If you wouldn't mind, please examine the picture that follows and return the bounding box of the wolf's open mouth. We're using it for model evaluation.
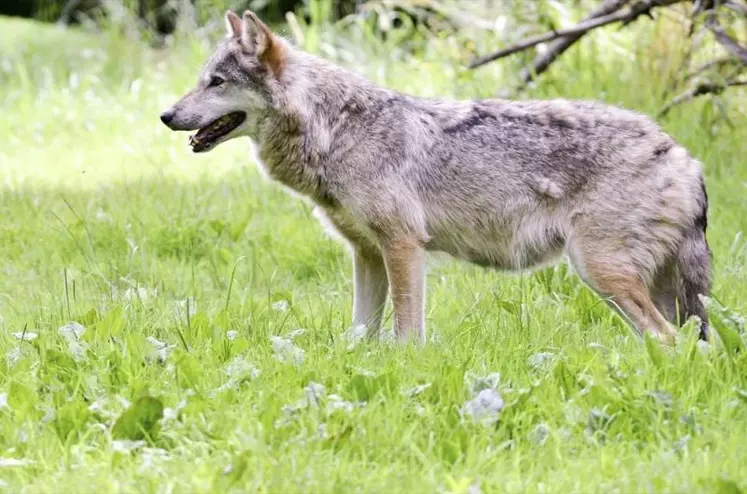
[189,112,246,152]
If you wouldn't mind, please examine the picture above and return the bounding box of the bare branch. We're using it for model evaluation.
[684,57,744,81]
[518,0,632,86]
[724,1,747,16]
[658,78,747,116]
[469,0,684,70]
[705,10,747,64]
[58,0,82,24]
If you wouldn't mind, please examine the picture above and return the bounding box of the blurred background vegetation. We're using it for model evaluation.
[2,0,743,117]
[3,0,360,30]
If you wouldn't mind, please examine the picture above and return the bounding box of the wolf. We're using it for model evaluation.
[160,10,712,345]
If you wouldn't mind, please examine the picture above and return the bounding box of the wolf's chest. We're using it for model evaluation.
[313,206,379,250]
[255,146,338,208]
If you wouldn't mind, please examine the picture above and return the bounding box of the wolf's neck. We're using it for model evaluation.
[255,52,390,204]
[285,51,389,128]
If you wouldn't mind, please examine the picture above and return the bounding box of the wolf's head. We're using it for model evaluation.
[160,10,286,153]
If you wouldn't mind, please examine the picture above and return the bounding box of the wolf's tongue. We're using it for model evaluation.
[189,126,215,148]
[188,113,246,152]
[194,125,215,141]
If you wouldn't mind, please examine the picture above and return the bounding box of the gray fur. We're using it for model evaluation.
[161,11,712,344]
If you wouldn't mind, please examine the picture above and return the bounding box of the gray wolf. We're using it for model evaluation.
[160,10,711,344]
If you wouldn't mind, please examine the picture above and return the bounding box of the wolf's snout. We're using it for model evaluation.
[160,108,176,127]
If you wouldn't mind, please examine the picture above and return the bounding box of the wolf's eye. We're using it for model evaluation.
[209,76,225,88]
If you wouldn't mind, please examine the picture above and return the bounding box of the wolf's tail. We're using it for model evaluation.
[675,176,712,340]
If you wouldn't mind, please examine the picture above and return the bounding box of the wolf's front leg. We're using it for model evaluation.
[381,238,426,344]
[352,249,389,339]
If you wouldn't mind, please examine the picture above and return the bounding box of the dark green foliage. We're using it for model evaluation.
[0,0,359,24]
[112,396,165,441]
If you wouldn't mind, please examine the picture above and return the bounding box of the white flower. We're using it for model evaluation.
[225,356,260,380]
[316,423,330,440]
[696,340,711,355]
[468,482,483,494]
[58,322,86,340]
[112,440,146,454]
[343,324,367,350]
[123,286,155,302]
[212,356,261,396]
[146,336,176,363]
[11,332,37,341]
[0,458,33,467]
[162,395,190,422]
[286,328,306,339]
[58,322,88,361]
[402,383,432,397]
[529,423,551,446]
[326,394,360,415]
[138,447,169,474]
[88,395,131,422]
[41,407,56,423]
[461,388,504,426]
[270,336,304,365]
[304,382,326,408]
[6,347,22,367]
[527,352,555,371]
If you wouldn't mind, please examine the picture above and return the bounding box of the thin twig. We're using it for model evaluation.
[684,56,742,80]
[724,1,747,16]
[705,10,747,64]
[469,0,683,69]
[57,0,82,25]
[518,0,632,86]
[658,78,747,116]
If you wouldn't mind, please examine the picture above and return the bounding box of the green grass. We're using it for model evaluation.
[1,12,747,493]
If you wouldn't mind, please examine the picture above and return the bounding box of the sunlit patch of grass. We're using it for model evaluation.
[0,10,746,493]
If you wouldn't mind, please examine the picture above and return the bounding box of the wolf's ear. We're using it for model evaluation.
[240,11,272,55]
[225,11,242,38]
[241,10,285,74]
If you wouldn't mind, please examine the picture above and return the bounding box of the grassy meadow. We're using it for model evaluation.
[0,6,746,493]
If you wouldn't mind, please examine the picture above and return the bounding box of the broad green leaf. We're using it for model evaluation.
[208,219,226,236]
[175,351,201,388]
[713,321,745,356]
[645,333,669,368]
[112,396,164,441]
[8,381,36,413]
[53,400,90,441]
[713,478,743,494]
[95,305,125,339]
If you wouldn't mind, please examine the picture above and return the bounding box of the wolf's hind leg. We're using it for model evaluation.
[673,227,711,340]
[650,229,712,340]
[651,261,680,324]
[568,242,677,344]
[352,249,389,339]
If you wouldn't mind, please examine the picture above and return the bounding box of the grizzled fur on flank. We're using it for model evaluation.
[161,10,712,344]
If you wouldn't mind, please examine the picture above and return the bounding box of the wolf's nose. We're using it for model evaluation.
[160,109,175,126]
